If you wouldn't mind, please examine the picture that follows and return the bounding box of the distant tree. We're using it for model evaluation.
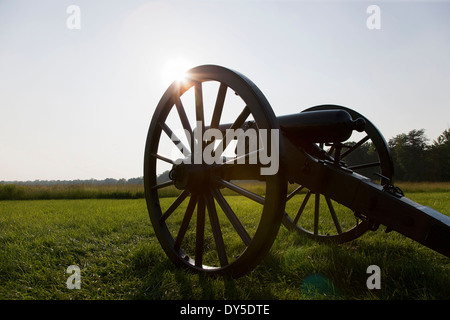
[157,170,171,183]
[388,129,429,181]
[103,178,118,185]
[429,129,450,181]
[127,177,143,185]
[343,141,380,179]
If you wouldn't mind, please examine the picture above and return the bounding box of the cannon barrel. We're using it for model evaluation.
[277,110,366,143]
[205,109,366,143]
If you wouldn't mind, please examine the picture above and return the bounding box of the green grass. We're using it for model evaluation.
[396,181,450,193]
[0,185,449,300]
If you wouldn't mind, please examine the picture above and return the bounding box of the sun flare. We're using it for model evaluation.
[161,57,193,86]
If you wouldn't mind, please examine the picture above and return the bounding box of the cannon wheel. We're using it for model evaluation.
[282,105,394,243]
[144,65,287,278]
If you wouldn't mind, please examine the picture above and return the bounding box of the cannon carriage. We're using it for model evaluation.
[144,65,449,278]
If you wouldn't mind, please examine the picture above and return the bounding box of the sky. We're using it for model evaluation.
[0,0,449,181]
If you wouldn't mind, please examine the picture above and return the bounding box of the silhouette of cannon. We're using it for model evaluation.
[144,65,449,278]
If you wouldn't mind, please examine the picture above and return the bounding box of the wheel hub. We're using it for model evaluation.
[169,163,211,192]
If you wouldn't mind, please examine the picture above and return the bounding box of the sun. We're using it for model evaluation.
[161,57,193,86]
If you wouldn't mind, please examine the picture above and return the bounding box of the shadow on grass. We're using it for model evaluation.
[278,232,450,299]
[127,232,450,300]
[128,243,243,300]
[348,238,450,299]
[252,230,450,300]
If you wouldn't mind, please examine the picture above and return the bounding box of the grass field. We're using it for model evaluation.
[0,183,449,300]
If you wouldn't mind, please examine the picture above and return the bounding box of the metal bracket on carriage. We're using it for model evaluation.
[354,211,380,232]
[374,173,405,198]
[384,184,405,198]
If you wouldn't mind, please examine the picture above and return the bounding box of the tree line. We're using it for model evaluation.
[388,128,449,182]
[0,177,144,186]
[333,128,449,183]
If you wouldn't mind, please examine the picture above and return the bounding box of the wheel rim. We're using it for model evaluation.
[283,104,394,243]
[144,65,286,277]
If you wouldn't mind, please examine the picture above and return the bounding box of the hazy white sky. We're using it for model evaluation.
[1,0,449,181]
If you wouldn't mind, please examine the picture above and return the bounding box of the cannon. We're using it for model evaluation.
[144,65,450,278]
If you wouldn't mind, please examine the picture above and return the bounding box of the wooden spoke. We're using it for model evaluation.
[194,81,205,164]
[341,135,370,159]
[293,191,312,225]
[151,180,174,190]
[159,190,190,224]
[214,106,251,157]
[230,106,251,130]
[327,146,335,158]
[159,121,190,156]
[314,193,320,235]
[219,148,261,166]
[210,83,227,129]
[325,197,342,234]
[212,188,251,246]
[175,94,193,150]
[205,193,228,267]
[195,196,206,268]
[348,162,381,171]
[287,185,304,202]
[195,81,205,131]
[215,178,265,205]
[152,153,175,165]
[174,194,198,251]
